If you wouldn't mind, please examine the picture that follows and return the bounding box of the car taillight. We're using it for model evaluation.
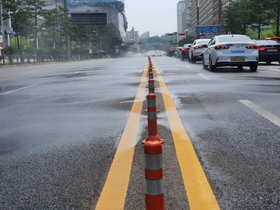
[194,46,203,49]
[183,49,189,52]
[215,45,229,50]
[258,47,265,51]
[246,45,258,49]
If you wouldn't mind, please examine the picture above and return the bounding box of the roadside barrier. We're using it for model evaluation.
[148,79,155,93]
[144,140,164,210]
[143,93,164,143]
[149,72,153,79]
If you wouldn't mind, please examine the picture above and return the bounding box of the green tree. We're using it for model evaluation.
[248,0,273,39]
[267,0,280,36]
[42,6,72,50]
[3,0,32,50]
[24,0,48,48]
[221,0,251,34]
[221,1,244,34]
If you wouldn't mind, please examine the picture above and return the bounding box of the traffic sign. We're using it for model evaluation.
[196,26,219,33]
[173,32,177,35]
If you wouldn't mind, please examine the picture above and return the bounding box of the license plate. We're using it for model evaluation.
[231,57,245,61]
[267,49,277,52]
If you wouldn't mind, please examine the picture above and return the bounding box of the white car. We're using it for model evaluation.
[189,39,211,63]
[202,35,259,72]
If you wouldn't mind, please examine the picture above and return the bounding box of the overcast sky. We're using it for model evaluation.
[125,0,179,37]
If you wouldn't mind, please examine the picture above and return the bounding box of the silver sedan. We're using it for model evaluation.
[202,35,259,72]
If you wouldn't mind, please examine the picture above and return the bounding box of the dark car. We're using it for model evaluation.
[254,39,280,64]
[180,43,192,61]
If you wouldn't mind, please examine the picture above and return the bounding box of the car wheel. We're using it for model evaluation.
[188,55,192,63]
[191,54,196,63]
[202,57,208,70]
[250,64,258,72]
[209,57,216,71]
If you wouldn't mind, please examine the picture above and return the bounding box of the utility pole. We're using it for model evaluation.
[64,0,69,60]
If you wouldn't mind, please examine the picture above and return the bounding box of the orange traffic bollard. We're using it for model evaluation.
[143,94,163,143]
[144,140,164,210]
[148,79,155,93]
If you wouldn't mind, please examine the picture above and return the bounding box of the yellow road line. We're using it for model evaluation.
[154,62,220,210]
[94,62,148,210]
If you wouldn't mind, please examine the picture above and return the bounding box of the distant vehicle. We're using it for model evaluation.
[189,39,210,63]
[254,39,280,64]
[127,52,134,57]
[180,43,192,61]
[175,47,182,58]
[168,42,179,57]
[202,34,259,72]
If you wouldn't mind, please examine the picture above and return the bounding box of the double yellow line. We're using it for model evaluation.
[95,61,220,210]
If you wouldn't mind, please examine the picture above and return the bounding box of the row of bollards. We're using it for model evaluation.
[144,56,164,210]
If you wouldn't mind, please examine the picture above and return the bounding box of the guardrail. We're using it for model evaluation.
[0,54,100,65]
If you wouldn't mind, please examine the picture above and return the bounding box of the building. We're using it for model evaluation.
[126,27,139,43]
[45,0,128,40]
[187,0,231,37]
[177,1,185,41]
[199,0,212,26]
[181,0,192,36]
[140,32,150,39]
[190,0,199,35]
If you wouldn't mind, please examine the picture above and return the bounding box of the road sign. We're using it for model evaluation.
[196,26,219,33]
[173,32,177,35]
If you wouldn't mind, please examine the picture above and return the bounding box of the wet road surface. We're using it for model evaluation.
[0,57,280,209]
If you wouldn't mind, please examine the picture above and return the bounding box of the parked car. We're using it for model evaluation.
[189,39,211,63]
[180,43,192,61]
[254,39,280,64]
[202,34,259,72]
[175,47,182,58]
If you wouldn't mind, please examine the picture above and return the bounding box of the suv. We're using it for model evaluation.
[254,39,280,64]
[189,39,210,63]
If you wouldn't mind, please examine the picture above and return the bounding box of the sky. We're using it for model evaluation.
[125,0,179,37]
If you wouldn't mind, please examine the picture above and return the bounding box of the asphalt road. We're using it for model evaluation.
[0,56,280,209]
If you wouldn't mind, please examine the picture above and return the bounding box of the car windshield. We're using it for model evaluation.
[218,35,252,43]
[197,40,210,45]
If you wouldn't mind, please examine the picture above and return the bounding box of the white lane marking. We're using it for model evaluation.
[198,73,211,80]
[0,85,36,95]
[240,100,280,127]
[270,69,280,72]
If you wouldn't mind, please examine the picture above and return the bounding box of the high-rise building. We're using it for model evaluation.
[177,1,185,41]
[186,0,232,36]
[181,0,192,36]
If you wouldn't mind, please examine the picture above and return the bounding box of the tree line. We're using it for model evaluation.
[2,0,122,57]
[221,0,280,39]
